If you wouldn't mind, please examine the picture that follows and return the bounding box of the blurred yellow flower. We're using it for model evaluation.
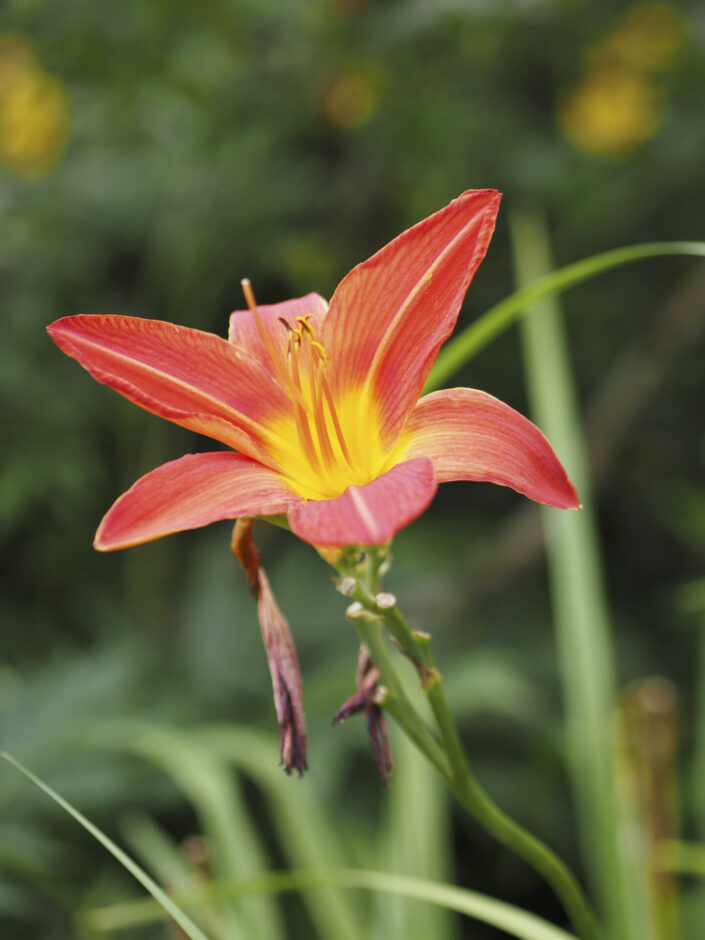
[0,34,69,178]
[558,63,662,159]
[557,3,686,159]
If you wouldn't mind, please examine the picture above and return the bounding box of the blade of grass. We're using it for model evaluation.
[509,208,646,940]
[426,241,705,391]
[119,810,231,940]
[0,750,209,940]
[88,720,368,940]
[81,867,579,940]
[125,726,285,940]
[200,724,368,940]
[120,810,199,892]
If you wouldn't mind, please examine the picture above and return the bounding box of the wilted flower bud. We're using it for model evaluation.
[231,518,307,774]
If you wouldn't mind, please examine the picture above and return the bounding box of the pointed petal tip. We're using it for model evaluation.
[93,526,143,552]
[46,315,75,344]
[91,452,297,552]
[405,389,582,511]
[322,187,504,443]
[456,187,502,214]
[461,187,502,202]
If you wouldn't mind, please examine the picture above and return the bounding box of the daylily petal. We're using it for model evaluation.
[228,293,328,358]
[404,388,580,509]
[95,452,300,550]
[47,315,290,463]
[321,189,501,446]
[288,457,436,547]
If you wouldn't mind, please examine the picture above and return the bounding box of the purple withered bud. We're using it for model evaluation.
[333,644,392,785]
[231,518,307,774]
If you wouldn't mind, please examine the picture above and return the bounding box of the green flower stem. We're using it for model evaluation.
[337,555,601,940]
[351,615,449,778]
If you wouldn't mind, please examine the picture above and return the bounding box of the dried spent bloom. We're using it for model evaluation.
[333,644,392,785]
[47,190,578,550]
[231,517,307,774]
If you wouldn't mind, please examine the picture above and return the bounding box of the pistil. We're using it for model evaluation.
[238,285,359,493]
[240,278,307,411]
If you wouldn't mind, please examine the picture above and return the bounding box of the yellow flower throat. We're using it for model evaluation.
[240,281,406,501]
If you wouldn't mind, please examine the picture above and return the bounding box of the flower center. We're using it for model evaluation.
[240,280,404,500]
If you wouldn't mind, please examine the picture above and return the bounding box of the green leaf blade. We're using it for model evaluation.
[1,750,209,940]
[427,241,705,391]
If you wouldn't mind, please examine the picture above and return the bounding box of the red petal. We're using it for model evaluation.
[228,293,328,359]
[95,452,299,550]
[321,190,501,445]
[48,316,290,463]
[404,389,580,509]
[288,457,436,547]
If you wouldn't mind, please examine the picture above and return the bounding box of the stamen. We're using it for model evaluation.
[288,336,322,471]
[308,352,337,469]
[238,292,357,486]
[320,369,353,466]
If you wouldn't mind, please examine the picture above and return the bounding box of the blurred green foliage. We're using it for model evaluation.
[1,0,704,937]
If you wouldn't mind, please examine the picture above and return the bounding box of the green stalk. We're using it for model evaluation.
[509,207,644,940]
[351,615,449,779]
[338,558,601,940]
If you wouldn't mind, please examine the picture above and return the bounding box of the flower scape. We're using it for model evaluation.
[48,189,578,552]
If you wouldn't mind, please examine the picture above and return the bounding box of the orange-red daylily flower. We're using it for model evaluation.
[48,190,578,550]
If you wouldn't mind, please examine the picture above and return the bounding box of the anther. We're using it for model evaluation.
[310,340,327,364]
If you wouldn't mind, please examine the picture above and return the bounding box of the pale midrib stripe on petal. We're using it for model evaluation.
[361,214,484,396]
[65,331,289,441]
[348,484,382,542]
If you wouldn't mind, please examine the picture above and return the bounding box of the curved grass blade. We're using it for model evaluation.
[82,867,579,940]
[127,726,284,940]
[198,724,368,940]
[86,721,367,940]
[119,811,232,940]
[0,750,209,940]
[426,241,705,391]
